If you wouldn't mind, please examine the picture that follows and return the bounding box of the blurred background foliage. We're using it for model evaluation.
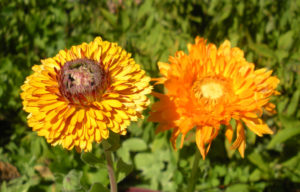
[0,0,300,191]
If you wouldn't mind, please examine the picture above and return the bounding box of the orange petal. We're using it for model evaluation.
[195,127,206,159]
[195,126,215,160]
[242,117,273,136]
[231,120,246,158]
[225,124,233,143]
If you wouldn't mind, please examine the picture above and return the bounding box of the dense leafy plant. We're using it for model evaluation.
[1,0,300,191]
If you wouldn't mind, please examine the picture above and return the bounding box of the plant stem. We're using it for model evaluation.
[187,149,201,192]
[104,144,117,192]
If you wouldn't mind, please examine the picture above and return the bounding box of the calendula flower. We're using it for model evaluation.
[21,37,151,152]
[149,37,279,159]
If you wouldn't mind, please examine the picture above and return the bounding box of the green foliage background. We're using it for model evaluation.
[1,0,300,191]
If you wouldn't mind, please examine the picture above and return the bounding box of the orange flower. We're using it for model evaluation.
[149,37,279,159]
[21,37,151,152]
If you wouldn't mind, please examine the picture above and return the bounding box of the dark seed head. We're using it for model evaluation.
[59,59,105,103]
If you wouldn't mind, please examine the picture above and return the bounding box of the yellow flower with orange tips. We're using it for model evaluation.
[149,37,279,159]
[21,37,151,152]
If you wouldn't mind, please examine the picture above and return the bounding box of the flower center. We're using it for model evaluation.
[59,59,105,103]
[201,82,223,99]
[193,79,224,100]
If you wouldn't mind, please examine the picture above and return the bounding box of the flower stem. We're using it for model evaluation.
[187,149,201,192]
[104,144,117,192]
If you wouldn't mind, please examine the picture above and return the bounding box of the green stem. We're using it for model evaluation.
[104,143,117,192]
[187,149,201,192]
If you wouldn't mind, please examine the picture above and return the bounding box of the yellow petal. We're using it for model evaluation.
[70,111,79,126]
[95,129,102,142]
[77,109,85,123]
[102,100,123,108]
[63,135,73,148]
[94,110,104,120]
[80,140,87,150]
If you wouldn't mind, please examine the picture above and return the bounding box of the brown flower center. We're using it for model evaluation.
[59,59,105,103]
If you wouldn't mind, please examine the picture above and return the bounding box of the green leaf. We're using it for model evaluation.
[116,158,133,183]
[30,136,41,157]
[143,14,154,31]
[247,152,268,172]
[137,0,152,20]
[224,139,235,158]
[286,90,300,116]
[63,170,83,192]
[276,49,289,62]
[249,169,262,182]
[213,3,232,23]
[116,138,148,164]
[116,147,130,164]
[249,43,275,58]
[267,118,300,149]
[278,31,293,50]
[104,131,121,151]
[100,8,117,27]
[0,58,12,73]
[246,128,256,144]
[122,138,147,152]
[277,97,289,113]
[134,153,155,170]
[81,152,105,168]
[88,183,109,192]
[282,152,300,168]
[121,10,130,31]
[225,184,249,192]
[1,181,7,192]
